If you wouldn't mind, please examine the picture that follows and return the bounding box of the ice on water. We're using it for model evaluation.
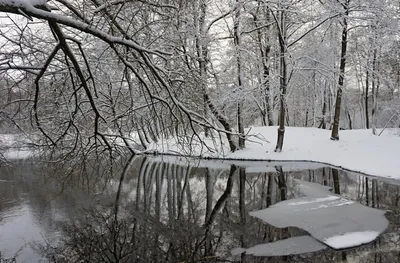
[250,180,388,250]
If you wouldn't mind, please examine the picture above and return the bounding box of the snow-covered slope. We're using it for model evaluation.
[149,126,400,179]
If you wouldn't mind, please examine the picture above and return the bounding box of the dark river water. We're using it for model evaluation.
[0,156,400,262]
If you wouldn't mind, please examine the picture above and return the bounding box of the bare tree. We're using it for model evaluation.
[331,0,350,140]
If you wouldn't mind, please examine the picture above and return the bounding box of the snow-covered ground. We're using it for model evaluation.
[149,126,400,179]
[2,126,399,179]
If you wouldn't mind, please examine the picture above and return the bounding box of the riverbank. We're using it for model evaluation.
[148,126,400,179]
[1,127,399,179]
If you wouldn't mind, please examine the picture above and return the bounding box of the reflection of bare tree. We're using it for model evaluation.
[239,167,246,261]
[366,177,370,206]
[332,168,341,194]
[322,167,328,186]
[372,179,376,208]
[276,166,286,201]
[202,165,237,258]
[27,160,400,263]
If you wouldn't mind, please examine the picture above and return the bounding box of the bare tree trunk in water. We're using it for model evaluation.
[365,68,370,128]
[261,173,266,208]
[133,157,148,248]
[177,166,190,220]
[172,165,177,220]
[154,162,164,257]
[144,161,157,214]
[331,1,349,140]
[276,166,289,241]
[322,167,328,186]
[332,168,341,194]
[167,163,174,224]
[266,173,273,207]
[114,155,136,218]
[186,177,194,220]
[199,165,237,257]
[366,177,369,206]
[203,166,237,228]
[372,179,376,208]
[205,168,214,256]
[239,167,246,261]
[155,163,164,221]
[375,180,379,208]
[137,158,149,212]
[342,252,347,261]
[275,8,287,152]
[276,166,286,201]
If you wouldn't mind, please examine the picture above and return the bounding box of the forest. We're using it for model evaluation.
[2,1,400,261]
[0,0,399,158]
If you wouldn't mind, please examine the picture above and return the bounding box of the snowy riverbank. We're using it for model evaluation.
[1,127,399,179]
[149,126,400,179]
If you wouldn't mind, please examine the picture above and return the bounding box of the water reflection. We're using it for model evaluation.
[0,157,400,262]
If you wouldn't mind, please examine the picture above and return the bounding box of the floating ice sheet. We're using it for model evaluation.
[232,236,327,257]
[250,180,389,249]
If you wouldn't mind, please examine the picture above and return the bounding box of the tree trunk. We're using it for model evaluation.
[204,93,237,152]
[255,5,274,126]
[196,0,209,137]
[365,68,370,128]
[275,8,287,152]
[347,110,353,130]
[234,0,245,149]
[331,1,349,140]
[319,88,327,129]
[372,46,379,135]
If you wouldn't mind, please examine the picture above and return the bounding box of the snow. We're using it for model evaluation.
[287,196,339,206]
[3,149,33,159]
[232,236,327,257]
[150,155,328,173]
[249,180,389,249]
[0,134,29,148]
[0,0,46,7]
[0,134,34,160]
[149,126,400,179]
[324,231,381,249]
[2,126,400,180]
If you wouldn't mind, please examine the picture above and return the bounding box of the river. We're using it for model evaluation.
[0,156,399,262]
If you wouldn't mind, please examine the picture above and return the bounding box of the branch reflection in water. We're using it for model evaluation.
[1,156,399,262]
